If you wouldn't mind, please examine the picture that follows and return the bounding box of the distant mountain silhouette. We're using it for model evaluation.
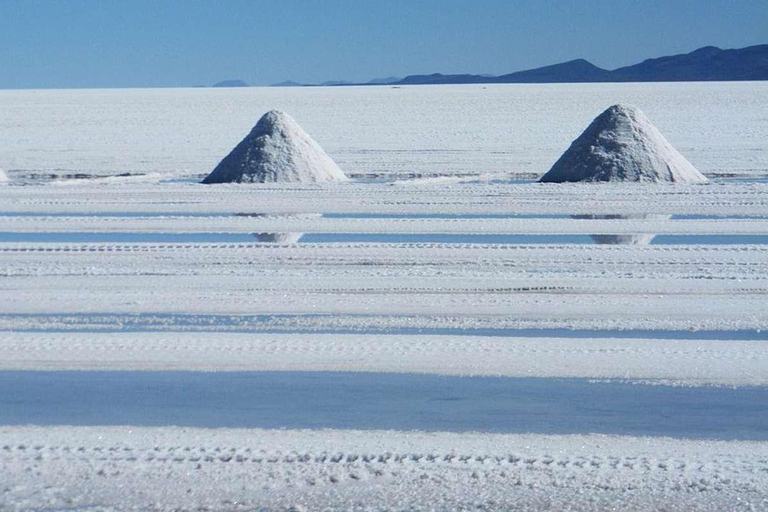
[264,45,767,87]
[494,59,612,83]
[397,73,487,85]
[271,77,402,87]
[391,45,768,85]
[271,80,304,87]
[213,79,248,87]
[366,76,401,85]
[610,45,768,81]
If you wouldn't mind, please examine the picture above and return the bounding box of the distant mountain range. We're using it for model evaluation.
[212,79,248,88]
[270,80,303,87]
[268,44,768,87]
[269,76,404,87]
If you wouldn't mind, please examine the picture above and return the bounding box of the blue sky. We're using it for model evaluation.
[1,0,766,88]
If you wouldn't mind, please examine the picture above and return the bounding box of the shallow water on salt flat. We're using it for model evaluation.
[2,313,764,340]
[1,371,766,439]
[2,85,768,459]
[3,231,768,245]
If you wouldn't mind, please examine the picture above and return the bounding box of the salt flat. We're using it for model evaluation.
[1,82,767,180]
[2,427,767,511]
[1,83,767,510]
[5,213,768,234]
[1,333,767,386]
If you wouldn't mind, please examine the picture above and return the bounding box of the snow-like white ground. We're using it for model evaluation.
[1,84,768,510]
[3,181,768,215]
[2,427,767,511]
[2,332,767,386]
[5,214,768,234]
[1,83,767,180]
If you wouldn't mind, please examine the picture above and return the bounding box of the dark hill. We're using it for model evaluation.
[494,59,611,83]
[213,79,248,88]
[398,73,488,85]
[611,45,768,81]
[389,45,768,85]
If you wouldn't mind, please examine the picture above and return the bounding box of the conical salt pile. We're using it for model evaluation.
[540,104,707,183]
[202,110,347,184]
[0,168,7,183]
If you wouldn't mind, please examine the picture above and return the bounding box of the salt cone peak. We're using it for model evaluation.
[540,103,708,184]
[202,110,348,184]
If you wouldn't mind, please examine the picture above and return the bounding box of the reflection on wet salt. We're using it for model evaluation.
[236,213,316,244]
[573,214,671,245]
[253,232,304,244]
[4,232,768,245]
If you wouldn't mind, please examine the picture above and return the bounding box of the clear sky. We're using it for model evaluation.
[1,0,766,88]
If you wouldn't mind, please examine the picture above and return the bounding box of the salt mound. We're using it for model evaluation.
[540,104,708,183]
[202,110,347,184]
[0,168,7,183]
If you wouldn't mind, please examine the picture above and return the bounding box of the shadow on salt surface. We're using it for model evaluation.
[1,372,766,440]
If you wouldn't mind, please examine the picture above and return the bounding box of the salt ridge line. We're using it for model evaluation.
[4,241,766,278]
[3,280,767,329]
[6,188,761,204]
[3,215,768,234]
[3,183,768,215]
[1,241,765,268]
[1,242,765,261]
[3,259,768,289]
[5,266,767,281]
[2,181,760,193]
[4,274,766,295]
[0,332,765,386]
[4,255,766,294]
[2,201,765,216]
[1,427,766,511]
[5,271,767,292]
[3,271,766,290]
[1,312,762,334]
[4,241,767,253]
[4,181,762,196]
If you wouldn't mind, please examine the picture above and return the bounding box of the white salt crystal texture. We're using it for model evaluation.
[203,110,347,184]
[540,104,708,183]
